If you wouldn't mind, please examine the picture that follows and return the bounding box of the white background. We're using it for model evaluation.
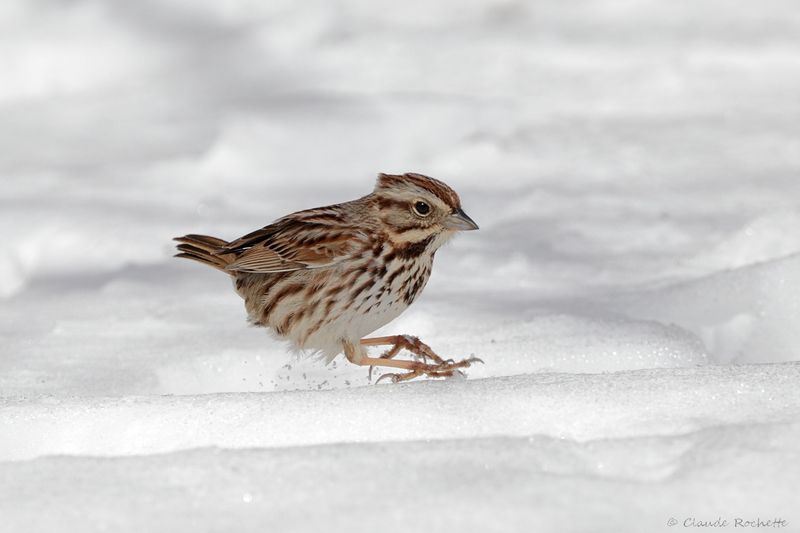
[1,0,799,531]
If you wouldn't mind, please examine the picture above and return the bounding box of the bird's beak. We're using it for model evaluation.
[444,207,479,231]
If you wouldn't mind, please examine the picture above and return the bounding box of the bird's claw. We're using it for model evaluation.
[372,356,481,384]
[375,372,398,384]
[376,370,422,384]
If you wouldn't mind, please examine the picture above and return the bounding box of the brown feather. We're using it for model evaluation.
[221,216,367,274]
[173,235,235,273]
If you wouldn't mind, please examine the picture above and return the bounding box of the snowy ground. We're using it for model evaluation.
[2,0,800,531]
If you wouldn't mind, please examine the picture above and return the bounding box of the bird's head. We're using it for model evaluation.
[372,172,478,248]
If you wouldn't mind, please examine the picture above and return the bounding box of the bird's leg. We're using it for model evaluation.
[351,337,482,383]
[360,335,446,381]
[360,335,446,364]
[361,337,402,381]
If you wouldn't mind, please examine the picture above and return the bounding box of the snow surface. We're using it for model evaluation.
[2,0,800,531]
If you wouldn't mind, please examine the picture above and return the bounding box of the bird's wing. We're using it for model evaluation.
[221,216,366,274]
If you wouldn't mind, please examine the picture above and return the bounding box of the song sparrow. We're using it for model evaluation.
[174,172,481,382]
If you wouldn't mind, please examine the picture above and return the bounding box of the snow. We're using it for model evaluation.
[2,0,800,531]
[2,421,799,533]
[2,364,799,461]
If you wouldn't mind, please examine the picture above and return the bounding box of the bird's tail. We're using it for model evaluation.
[173,234,235,273]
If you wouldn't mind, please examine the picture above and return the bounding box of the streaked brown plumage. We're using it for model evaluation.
[174,172,480,382]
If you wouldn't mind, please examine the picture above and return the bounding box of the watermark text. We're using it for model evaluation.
[666,517,788,529]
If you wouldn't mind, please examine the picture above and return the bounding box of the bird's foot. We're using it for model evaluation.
[355,335,483,384]
[365,335,446,380]
[374,356,483,384]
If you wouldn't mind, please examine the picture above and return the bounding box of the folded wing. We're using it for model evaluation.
[221,216,365,274]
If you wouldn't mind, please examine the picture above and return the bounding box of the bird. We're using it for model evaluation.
[174,172,481,382]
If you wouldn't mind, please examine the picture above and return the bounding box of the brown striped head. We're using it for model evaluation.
[372,172,478,249]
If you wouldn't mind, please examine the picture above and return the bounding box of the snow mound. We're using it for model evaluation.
[690,209,800,272]
[619,254,800,364]
[415,312,708,378]
[1,412,798,532]
[1,363,797,461]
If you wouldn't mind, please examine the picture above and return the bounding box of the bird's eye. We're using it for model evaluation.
[413,201,431,217]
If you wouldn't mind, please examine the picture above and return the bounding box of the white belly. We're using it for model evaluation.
[297,254,433,361]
